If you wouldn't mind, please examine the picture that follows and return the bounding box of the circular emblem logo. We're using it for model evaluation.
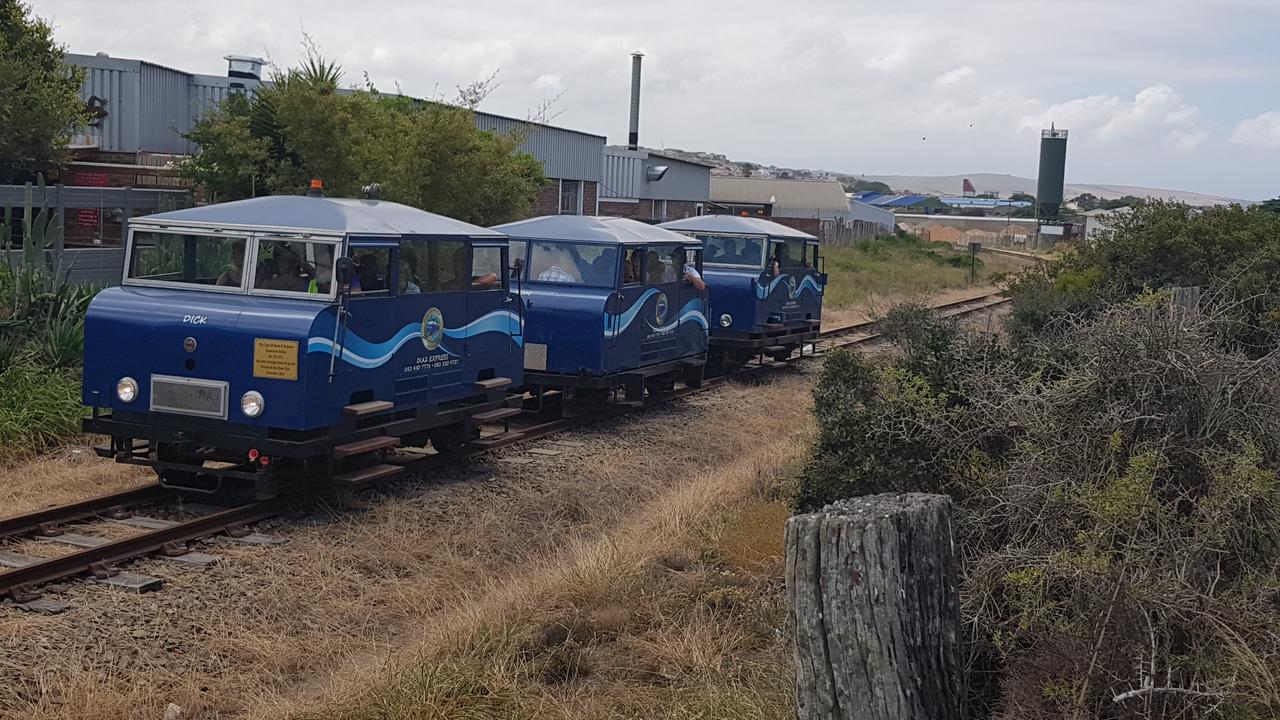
[654,292,670,326]
[421,307,444,350]
[784,274,798,297]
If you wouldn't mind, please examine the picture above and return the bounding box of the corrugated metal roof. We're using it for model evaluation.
[133,196,504,237]
[658,215,816,240]
[709,178,849,214]
[492,215,697,246]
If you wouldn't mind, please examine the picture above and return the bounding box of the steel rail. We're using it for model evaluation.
[0,291,1010,599]
[0,484,173,540]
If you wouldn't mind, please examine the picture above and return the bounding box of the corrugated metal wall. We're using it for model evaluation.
[475,114,604,182]
[601,150,709,202]
[139,63,193,154]
[601,152,640,198]
[647,159,709,202]
[76,56,140,153]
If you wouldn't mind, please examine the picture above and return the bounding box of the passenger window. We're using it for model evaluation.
[623,248,644,285]
[471,246,503,290]
[128,231,249,287]
[643,244,683,284]
[350,247,391,294]
[400,239,468,293]
[508,240,527,278]
[251,239,338,295]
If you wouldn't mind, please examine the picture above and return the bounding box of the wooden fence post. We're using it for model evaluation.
[785,492,962,720]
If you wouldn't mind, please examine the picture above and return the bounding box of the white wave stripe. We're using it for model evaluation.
[308,334,421,369]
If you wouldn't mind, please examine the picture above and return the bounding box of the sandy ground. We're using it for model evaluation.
[0,373,817,720]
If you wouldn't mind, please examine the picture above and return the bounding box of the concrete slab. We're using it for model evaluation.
[43,533,108,549]
[161,551,219,569]
[230,532,284,547]
[498,457,534,465]
[114,516,179,530]
[15,598,69,614]
[95,571,162,593]
[526,448,562,457]
[0,550,39,568]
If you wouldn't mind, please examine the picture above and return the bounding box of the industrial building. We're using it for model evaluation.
[59,52,607,241]
[708,177,853,236]
[598,146,713,221]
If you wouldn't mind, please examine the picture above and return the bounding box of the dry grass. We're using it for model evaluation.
[0,444,150,515]
[1,374,814,720]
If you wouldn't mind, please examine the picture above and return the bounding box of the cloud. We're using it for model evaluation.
[1017,85,1207,151]
[934,66,975,86]
[1230,111,1280,149]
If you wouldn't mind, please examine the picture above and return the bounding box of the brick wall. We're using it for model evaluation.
[598,198,702,222]
[583,181,598,215]
[763,215,822,236]
[532,181,560,217]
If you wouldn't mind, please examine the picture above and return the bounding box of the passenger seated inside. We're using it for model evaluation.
[260,241,314,292]
[352,252,384,292]
[591,254,614,285]
[531,242,582,283]
[645,250,668,284]
[623,249,643,284]
[399,252,421,293]
[454,245,500,288]
[216,240,246,287]
[307,244,336,294]
[670,246,706,291]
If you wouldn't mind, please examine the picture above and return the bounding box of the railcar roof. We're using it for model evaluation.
[658,215,817,240]
[131,195,505,238]
[492,215,699,246]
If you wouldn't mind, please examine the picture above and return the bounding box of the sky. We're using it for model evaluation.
[32,0,1280,200]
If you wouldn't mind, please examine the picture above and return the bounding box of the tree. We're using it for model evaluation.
[1070,192,1099,211]
[845,178,892,194]
[0,1,87,184]
[181,48,545,224]
[1261,197,1280,214]
[1009,191,1035,203]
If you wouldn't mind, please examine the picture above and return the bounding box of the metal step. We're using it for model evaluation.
[470,431,525,449]
[473,377,512,392]
[333,435,401,458]
[471,407,522,424]
[342,400,394,416]
[332,463,405,489]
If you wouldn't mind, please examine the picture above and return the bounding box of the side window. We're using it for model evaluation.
[471,246,503,290]
[400,239,468,293]
[643,245,683,284]
[350,247,391,294]
[508,240,527,278]
[623,247,644,285]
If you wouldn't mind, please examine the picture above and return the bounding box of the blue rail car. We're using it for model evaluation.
[82,193,524,497]
[491,216,709,404]
[659,215,825,364]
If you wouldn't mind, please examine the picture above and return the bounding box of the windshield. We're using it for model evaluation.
[249,239,340,297]
[127,230,250,288]
[771,239,810,269]
[700,234,766,268]
[525,241,619,287]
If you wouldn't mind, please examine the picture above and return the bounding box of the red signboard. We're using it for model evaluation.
[69,171,110,187]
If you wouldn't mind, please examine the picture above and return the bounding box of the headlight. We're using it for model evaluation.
[719,313,733,328]
[116,377,138,403]
[241,391,265,418]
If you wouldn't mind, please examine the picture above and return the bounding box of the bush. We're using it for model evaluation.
[0,356,83,455]
[799,300,1280,718]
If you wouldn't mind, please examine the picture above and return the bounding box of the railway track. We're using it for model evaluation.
[0,290,1009,609]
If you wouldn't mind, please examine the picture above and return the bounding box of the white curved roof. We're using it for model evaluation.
[131,195,505,238]
[492,215,698,245]
[658,214,816,240]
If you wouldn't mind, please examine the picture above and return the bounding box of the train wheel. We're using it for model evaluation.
[769,346,795,361]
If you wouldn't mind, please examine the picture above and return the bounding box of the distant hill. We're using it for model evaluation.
[856,173,1246,206]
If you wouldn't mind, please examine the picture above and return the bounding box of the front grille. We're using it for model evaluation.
[150,375,229,420]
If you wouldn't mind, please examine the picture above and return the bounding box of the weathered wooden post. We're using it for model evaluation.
[785,492,962,720]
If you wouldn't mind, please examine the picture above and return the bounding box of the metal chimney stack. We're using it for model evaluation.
[628,51,643,150]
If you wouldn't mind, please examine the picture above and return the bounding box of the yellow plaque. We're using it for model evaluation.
[253,338,299,380]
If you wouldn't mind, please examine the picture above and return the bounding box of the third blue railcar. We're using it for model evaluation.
[493,215,709,404]
[659,215,825,365]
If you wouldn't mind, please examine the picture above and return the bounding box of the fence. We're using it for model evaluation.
[820,218,890,245]
[0,183,190,249]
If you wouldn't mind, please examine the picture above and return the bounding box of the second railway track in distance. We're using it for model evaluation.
[0,291,1009,609]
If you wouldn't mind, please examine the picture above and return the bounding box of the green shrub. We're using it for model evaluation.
[800,301,1280,718]
[0,356,83,455]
